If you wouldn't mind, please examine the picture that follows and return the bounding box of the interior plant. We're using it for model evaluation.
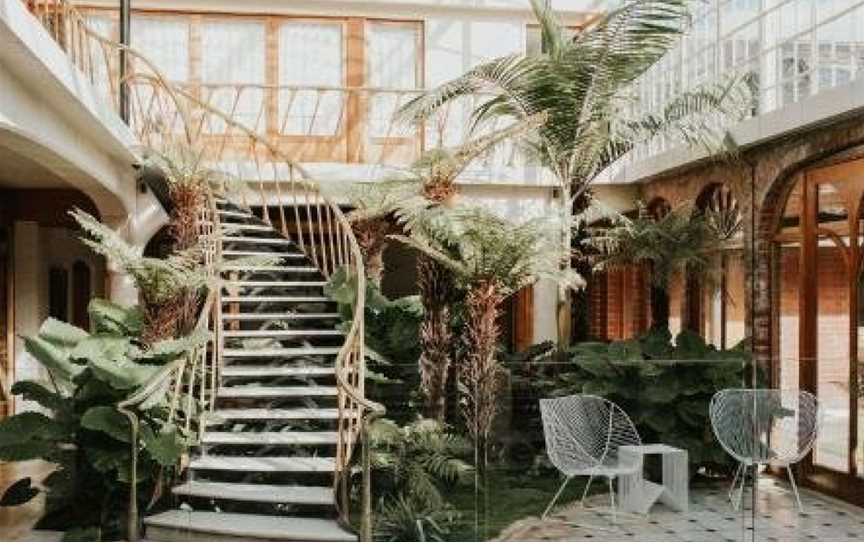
[345,116,543,422]
[70,209,211,345]
[324,267,425,422]
[588,202,723,333]
[554,328,749,474]
[368,418,472,542]
[397,0,753,345]
[392,205,582,472]
[0,300,205,542]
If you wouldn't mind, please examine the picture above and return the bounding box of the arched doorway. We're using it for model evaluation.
[775,155,864,501]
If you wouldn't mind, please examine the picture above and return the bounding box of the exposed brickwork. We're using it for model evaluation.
[586,110,864,372]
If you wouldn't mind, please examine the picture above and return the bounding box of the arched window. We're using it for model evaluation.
[690,183,744,348]
[72,261,92,330]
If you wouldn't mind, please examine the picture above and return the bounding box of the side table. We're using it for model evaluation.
[618,444,689,515]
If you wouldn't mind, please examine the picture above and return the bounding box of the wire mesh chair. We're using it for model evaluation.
[539,394,642,521]
[709,389,819,512]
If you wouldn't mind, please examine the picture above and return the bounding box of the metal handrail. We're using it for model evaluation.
[22,1,380,538]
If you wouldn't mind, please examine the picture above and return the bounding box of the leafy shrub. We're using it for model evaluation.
[531,329,751,475]
[368,419,472,542]
[324,268,425,422]
[0,300,205,541]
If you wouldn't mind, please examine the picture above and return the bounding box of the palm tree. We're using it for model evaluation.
[589,203,722,333]
[392,205,580,463]
[345,117,544,421]
[397,0,753,345]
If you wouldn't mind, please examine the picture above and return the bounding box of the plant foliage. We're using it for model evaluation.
[0,300,204,538]
[541,329,750,474]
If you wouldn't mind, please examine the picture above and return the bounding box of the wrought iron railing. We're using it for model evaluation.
[22,1,383,539]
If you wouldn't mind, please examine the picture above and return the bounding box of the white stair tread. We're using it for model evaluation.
[208,408,343,421]
[172,481,334,505]
[223,347,341,358]
[223,329,343,338]
[221,313,340,321]
[190,455,336,472]
[226,281,328,288]
[218,386,338,398]
[217,210,252,219]
[221,366,335,377]
[221,224,273,232]
[202,431,339,445]
[144,511,355,542]
[223,250,306,259]
[222,296,331,303]
[222,266,319,273]
[223,236,294,245]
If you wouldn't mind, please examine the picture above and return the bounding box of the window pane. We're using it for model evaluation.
[201,21,266,132]
[131,16,189,82]
[367,23,420,137]
[278,22,343,136]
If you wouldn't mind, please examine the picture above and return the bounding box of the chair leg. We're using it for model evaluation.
[732,464,749,511]
[786,465,804,513]
[542,475,573,519]
[580,475,595,507]
[728,462,744,506]
[607,477,617,525]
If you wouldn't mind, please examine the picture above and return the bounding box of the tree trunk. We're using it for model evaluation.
[351,217,391,288]
[650,285,671,333]
[459,279,504,475]
[417,256,453,421]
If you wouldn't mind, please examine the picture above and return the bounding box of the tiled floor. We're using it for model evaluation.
[493,477,864,542]
[3,462,863,542]
[0,460,60,542]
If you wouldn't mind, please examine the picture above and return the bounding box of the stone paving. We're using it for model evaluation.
[492,477,864,542]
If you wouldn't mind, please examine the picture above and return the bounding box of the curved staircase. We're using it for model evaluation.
[144,200,358,542]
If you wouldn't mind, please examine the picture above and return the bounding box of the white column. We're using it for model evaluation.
[13,221,44,413]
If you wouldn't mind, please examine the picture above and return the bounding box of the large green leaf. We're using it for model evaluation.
[140,424,185,467]
[10,381,70,413]
[87,354,160,390]
[24,336,84,381]
[71,335,134,363]
[0,412,70,447]
[608,339,642,362]
[85,446,129,474]
[140,328,210,361]
[88,298,143,335]
[81,406,131,443]
[38,318,88,347]
[0,440,56,462]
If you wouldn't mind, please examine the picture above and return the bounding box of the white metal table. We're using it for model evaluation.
[618,444,689,514]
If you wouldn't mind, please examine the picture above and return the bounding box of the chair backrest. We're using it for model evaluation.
[539,394,642,473]
[709,389,819,465]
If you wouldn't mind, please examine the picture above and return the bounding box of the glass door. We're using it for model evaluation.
[798,157,864,501]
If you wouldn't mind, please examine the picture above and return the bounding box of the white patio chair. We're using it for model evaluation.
[709,389,819,512]
[539,394,642,522]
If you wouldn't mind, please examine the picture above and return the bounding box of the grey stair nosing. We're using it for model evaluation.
[207,408,344,421]
[144,511,356,542]
[222,347,341,357]
[221,312,340,320]
[202,431,339,445]
[189,456,337,472]
[222,296,331,303]
[171,481,334,505]
[223,236,294,245]
[222,250,306,258]
[217,386,338,398]
[225,281,328,287]
[222,266,319,273]
[223,329,343,337]
[221,366,336,377]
